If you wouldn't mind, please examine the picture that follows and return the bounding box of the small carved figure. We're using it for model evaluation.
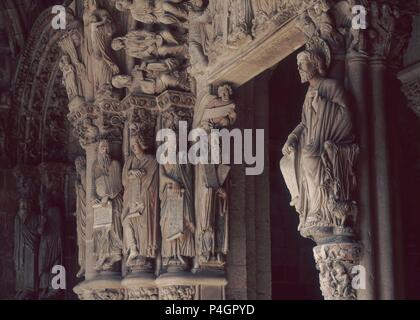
[111,30,187,61]
[115,0,188,27]
[59,55,80,100]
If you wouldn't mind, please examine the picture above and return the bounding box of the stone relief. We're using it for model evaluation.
[91,139,124,272]
[83,0,120,99]
[280,45,359,241]
[314,243,361,300]
[127,287,159,300]
[115,0,189,27]
[112,30,187,61]
[160,285,196,300]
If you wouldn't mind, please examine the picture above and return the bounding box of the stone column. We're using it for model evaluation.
[346,53,375,299]
[370,56,396,299]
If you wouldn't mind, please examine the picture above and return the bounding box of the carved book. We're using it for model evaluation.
[93,202,113,229]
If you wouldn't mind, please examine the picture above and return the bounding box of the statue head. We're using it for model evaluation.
[61,55,71,66]
[112,75,132,89]
[314,0,330,14]
[97,139,111,170]
[17,199,29,222]
[132,65,145,80]
[130,135,148,158]
[111,38,125,51]
[297,50,326,83]
[217,84,233,102]
[115,0,131,11]
[75,156,86,175]
[98,139,110,156]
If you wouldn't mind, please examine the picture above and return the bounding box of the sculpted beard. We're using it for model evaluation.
[98,152,111,171]
[299,67,317,83]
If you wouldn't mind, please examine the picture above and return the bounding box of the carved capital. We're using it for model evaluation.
[398,62,420,117]
[313,242,362,300]
[159,286,196,300]
[127,288,159,300]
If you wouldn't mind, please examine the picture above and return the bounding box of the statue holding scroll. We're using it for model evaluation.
[160,162,195,268]
[91,139,123,271]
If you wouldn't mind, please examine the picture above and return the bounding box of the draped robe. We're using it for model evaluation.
[92,160,123,270]
[160,164,195,259]
[281,78,358,230]
[122,154,159,259]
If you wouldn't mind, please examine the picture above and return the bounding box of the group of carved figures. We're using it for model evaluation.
[13,168,64,300]
[56,0,363,299]
[58,0,193,105]
[73,84,236,276]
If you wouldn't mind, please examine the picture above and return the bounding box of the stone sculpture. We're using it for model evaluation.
[194,84,236,268]
[91,139,123,271]
[122,135,159,270]
[280,48,359,240]
[115,0,188,27]
[75,156,87,278]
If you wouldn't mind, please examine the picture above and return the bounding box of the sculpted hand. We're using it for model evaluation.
[92,198,101,206]
[216,188,227,200]
[282,136,298,156]
[101,196,109,207]
[170,182,183,196]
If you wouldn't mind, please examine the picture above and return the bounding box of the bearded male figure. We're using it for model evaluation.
[122,135,159,270]
[91,139,123,271]
[280,49,358,240]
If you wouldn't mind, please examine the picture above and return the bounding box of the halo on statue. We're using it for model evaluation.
[305,36,331,71]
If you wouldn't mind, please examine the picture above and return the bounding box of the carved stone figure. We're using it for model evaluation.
[160,162,195,269]
[59,55,80,101]
[83,0,119,98]
[122,135,159,270]
[13,197,39,300]
[188,0,210,70]
[227,0,253,45]
[280,49,359,240]
[75,156,87,278]
[91,139,123,271]
[111,30,187,61]
[37,210,63,299]
[194,85,236,268]
[113,62,190,95]
[115,0,188,27]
